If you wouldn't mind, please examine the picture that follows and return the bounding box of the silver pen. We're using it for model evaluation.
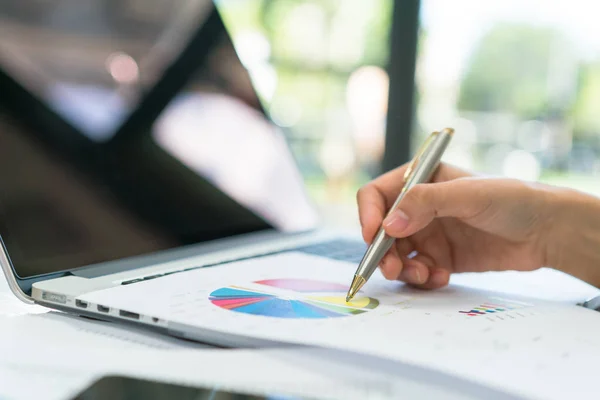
[346,128,455,301]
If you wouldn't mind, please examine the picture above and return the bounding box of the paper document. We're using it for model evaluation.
[450,268,600,304]
[0,273,48,317]
[0,292,48,317]
[1,275,511,400]
[0,345,399,400]
[1,311,208,352]
[3,337,500,400]
[0,273,7,291]
[79,252,600,400]
[0,317,507,400]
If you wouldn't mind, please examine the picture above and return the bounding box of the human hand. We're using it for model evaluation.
[357,163,558,289]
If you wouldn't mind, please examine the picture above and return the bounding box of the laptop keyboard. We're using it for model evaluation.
[295,239,367,263]
[121,239,366,285]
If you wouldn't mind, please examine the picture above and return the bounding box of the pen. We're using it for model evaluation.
[346,128,455,302]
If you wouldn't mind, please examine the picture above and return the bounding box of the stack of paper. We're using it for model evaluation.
[4,252,600,400]
[1,276,481,400]
[75,252,600,400]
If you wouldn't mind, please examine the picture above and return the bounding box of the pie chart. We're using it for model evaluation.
[209,278,379,319]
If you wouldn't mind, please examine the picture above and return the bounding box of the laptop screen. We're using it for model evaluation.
[0,1,318,279]
[0,0,214,142]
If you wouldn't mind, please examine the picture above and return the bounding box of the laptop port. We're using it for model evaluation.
[152,317,160,323]
[119,310,140,320]
[75,300,88,309]
[97,305,110,313]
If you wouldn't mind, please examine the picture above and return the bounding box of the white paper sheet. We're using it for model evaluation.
[1,311,208,352]
[0,292,48,317]
[79,252,600,400]
[0,297,405,400]
[0,280,491,400]
[1,341,486,400]
[0,273,48,317]
[0,273,7,291]
[0,347,390,400]
[451,268,600,304]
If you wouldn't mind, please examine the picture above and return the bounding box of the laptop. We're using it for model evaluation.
[0,1,366,337]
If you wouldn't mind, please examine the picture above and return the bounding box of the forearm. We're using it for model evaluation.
[546,188,600,287]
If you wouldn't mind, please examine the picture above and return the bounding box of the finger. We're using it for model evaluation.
[395,237,415,258]
[356,184,387,244]
[372,162,471,207]
[356,162,414,242]
[359,162,472,242]
[383,179,493,239]
[398,258,430,285]
[369,163,411,208]
[408,222,453,270]
[409,251,436,267]
[431,162,472,182]
[379,245,403,280]
[411,268,451,290]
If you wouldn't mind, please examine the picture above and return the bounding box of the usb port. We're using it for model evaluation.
[75,300,88,309]
[119,310,140,320]
[97,305,110,313]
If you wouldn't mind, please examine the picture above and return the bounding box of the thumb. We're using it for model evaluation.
[382,179,491,238]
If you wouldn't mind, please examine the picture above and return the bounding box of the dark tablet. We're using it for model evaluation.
[71,375,311,400]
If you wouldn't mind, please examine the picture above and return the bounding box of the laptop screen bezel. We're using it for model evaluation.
[0,4,319,297]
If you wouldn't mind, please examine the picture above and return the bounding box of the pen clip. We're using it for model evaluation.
[403,131,438,182]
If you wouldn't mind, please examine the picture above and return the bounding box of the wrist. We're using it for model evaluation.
[544,186,600,286]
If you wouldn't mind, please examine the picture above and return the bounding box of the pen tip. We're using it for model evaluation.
[346,275,366,303]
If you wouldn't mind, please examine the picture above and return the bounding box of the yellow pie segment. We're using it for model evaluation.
[308,296,371,309]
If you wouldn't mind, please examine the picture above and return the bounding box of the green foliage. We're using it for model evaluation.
[258,0,391,68]
[572,63,600,138]
[222,0,393,122]
[360,0,393,66]
[217,0,267,35]
[457,23,562,118]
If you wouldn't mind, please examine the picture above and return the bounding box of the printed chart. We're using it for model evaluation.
[458,297,533,317]
[209,278,379,319]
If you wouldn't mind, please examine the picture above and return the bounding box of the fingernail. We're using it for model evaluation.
[413,268,423,284]
[383,209,410,232]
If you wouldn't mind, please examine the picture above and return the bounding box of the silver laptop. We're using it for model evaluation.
[0,1,366,343]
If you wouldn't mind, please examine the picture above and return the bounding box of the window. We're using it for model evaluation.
[415,0,600,196]
[217,0,394,214]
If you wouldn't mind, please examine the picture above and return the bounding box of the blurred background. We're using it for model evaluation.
[222,0,600,227]
[1,0,599,230]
